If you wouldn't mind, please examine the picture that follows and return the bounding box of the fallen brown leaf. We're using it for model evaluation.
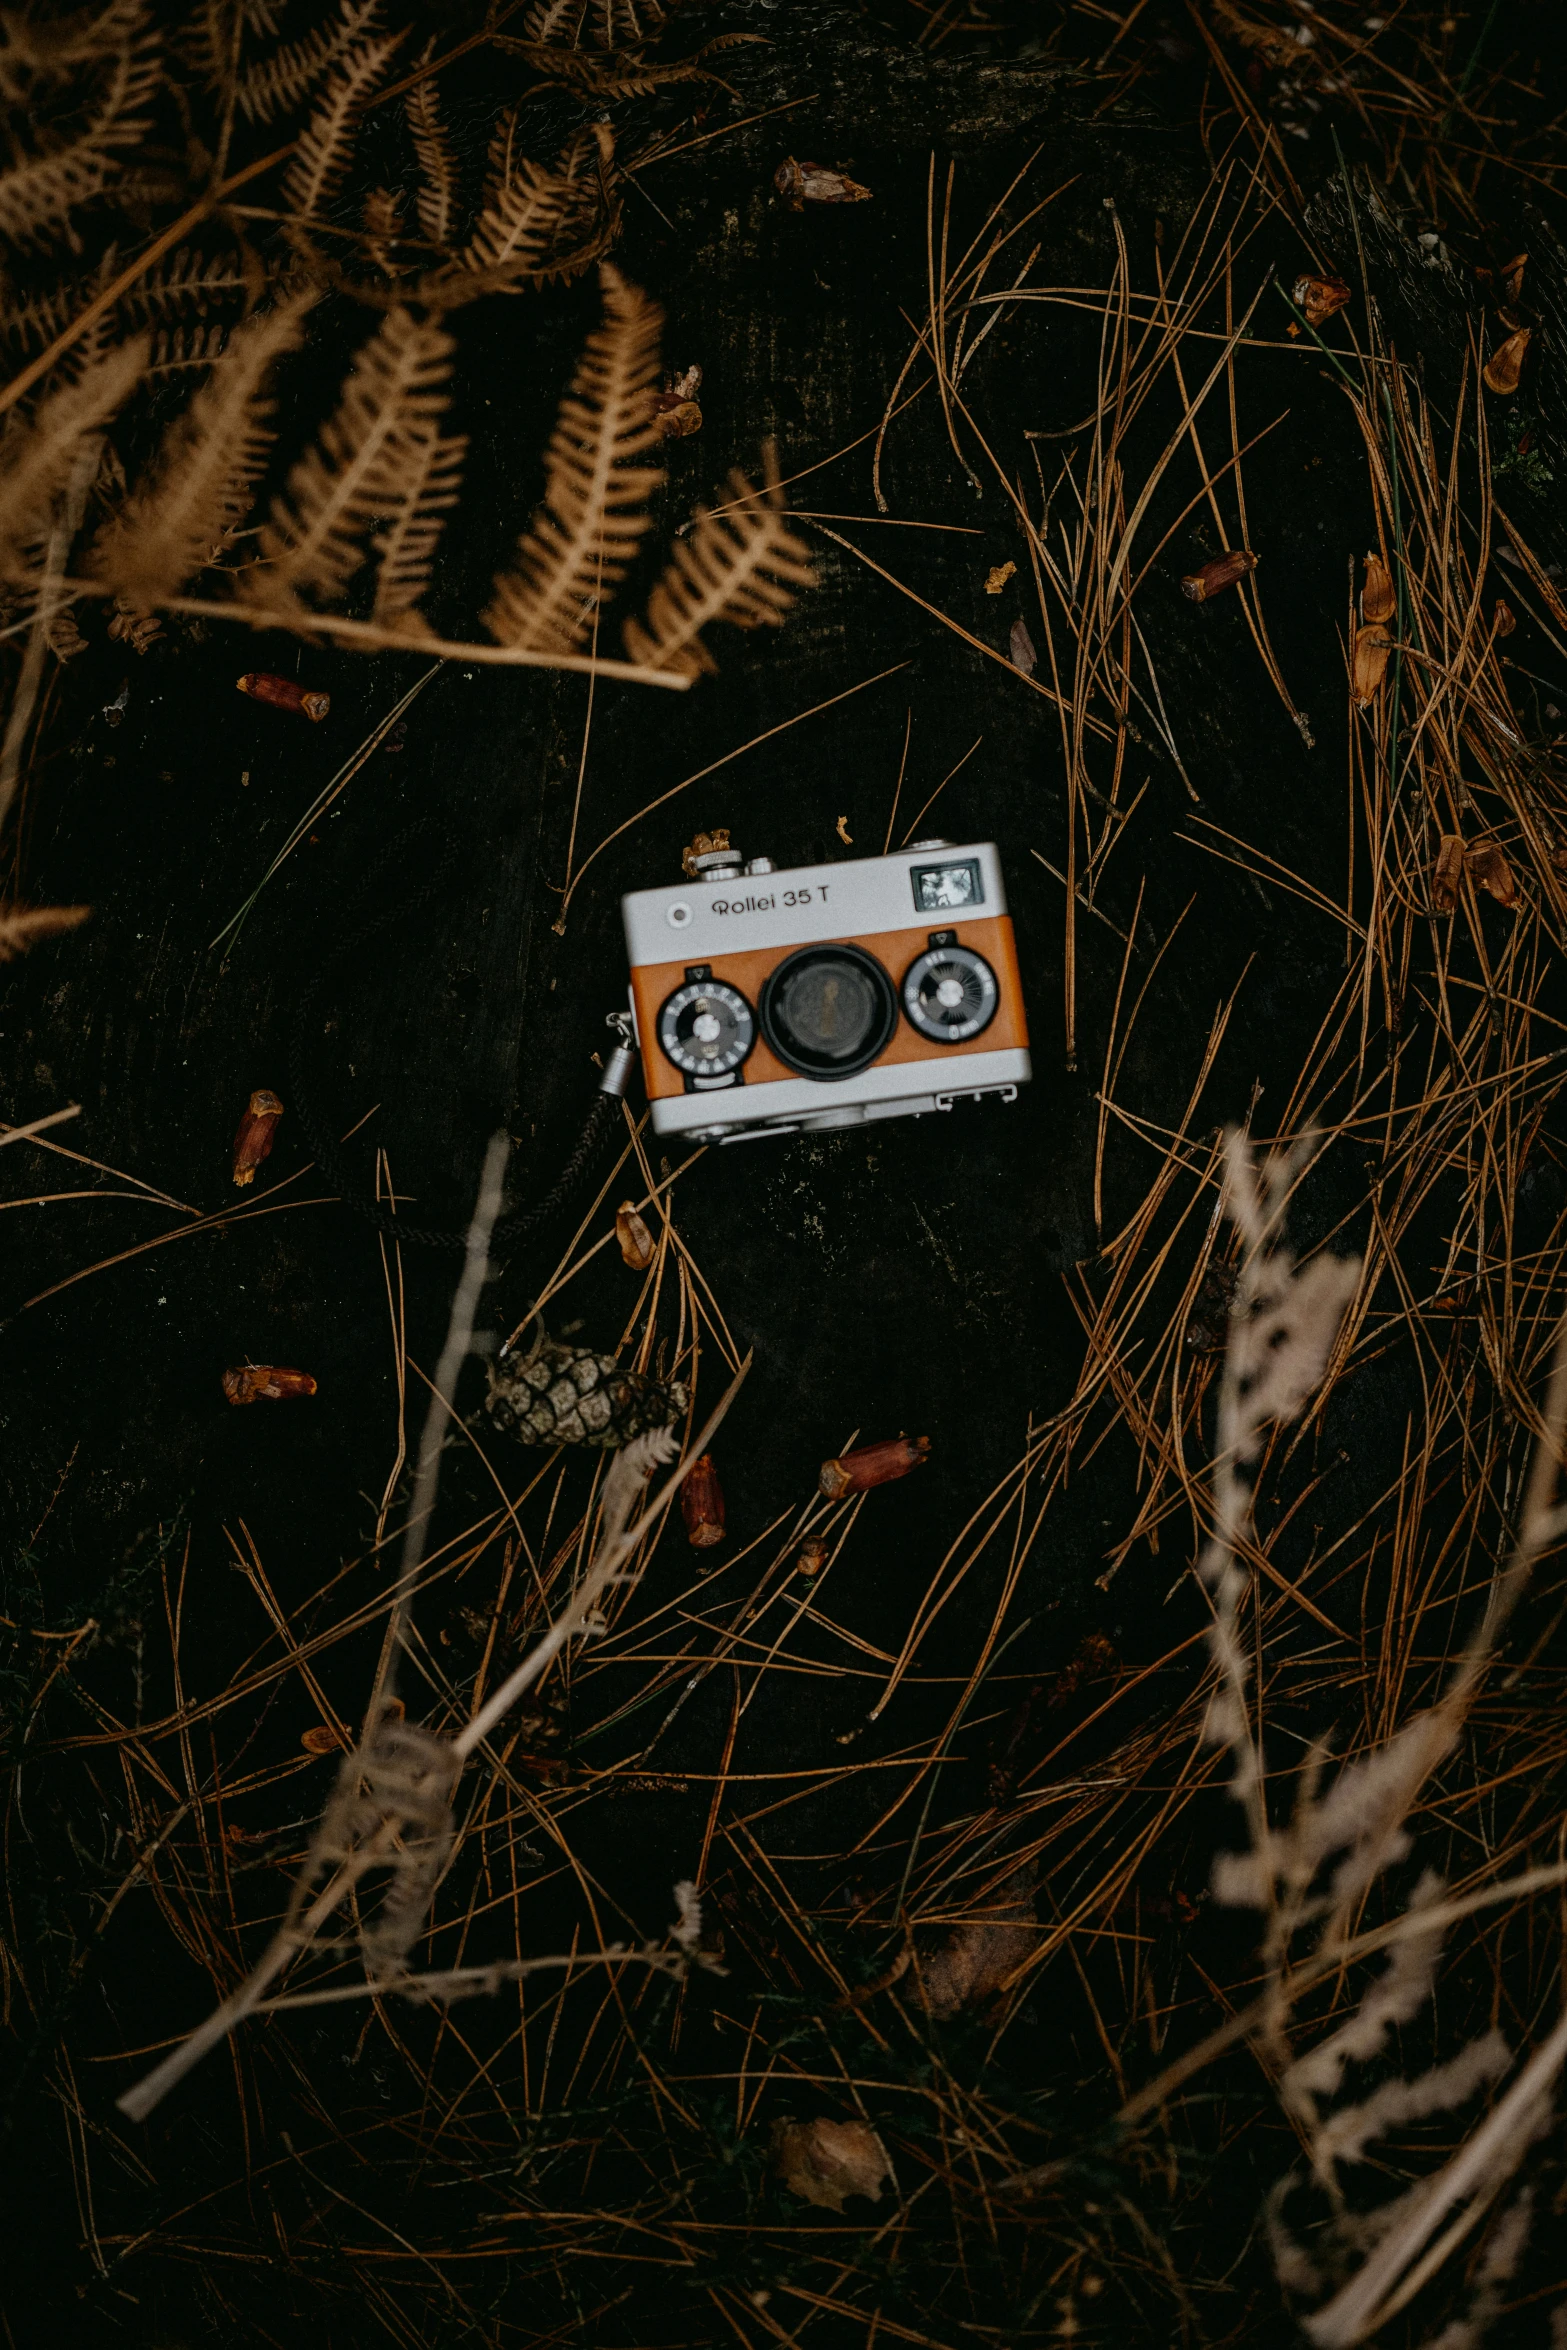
[1292,273,1351,327]
[1361,551,1395,624]
[1466,840,1518,907]
[915,1863,1040,2018]
[985,561,1016,595]
[615,1201,655,1269]
[1352,624,1391,705]
[774,156,873,210]
[1483,328,1530,395]
[1431,834,1465,915]
[1008,618,1037,675]
[222,1364,318,1406]
[773,2116,891,2211]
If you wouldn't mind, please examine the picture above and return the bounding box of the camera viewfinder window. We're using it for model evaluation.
[911,858,984,914]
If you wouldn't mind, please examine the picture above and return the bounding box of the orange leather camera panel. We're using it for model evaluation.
[631,915,1028,1101]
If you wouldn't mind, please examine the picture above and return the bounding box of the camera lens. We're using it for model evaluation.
[760,945,897,1079]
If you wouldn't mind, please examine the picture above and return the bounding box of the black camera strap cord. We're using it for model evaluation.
[288,825,623,1253]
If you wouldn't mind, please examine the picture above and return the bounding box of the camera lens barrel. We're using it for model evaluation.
[760,944,899,1079]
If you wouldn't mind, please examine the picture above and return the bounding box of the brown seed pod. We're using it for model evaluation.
[681,1453,726,1549]
[1501,252,1528,304]
[774,156,873,210]
[819,1435,931,1501]
[1291,273,1351,327]
[1351,624,1392,705]
[1493,598,1517,637]
[1483,329,1531,395]
[1361,552,1395,624]
[232,1088,283,1186]
[795,1538,830,1577]
[1432,834,1465,915]
[1466,840,1518,907]
[301,1724,347,1755]
[222,1364,318,1406]
[773,2117,890,2211]
[1008,618,1037,675]
[1180,549,1258,603]
[615,1201,656,1270]
[237,671,331,722]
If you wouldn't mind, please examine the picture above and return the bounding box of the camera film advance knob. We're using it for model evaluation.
[657,970,756,1080]
[901,937,1000,1043]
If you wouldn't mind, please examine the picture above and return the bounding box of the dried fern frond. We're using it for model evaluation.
[484,263,663,656]
[184,0,287,94]
[360,186,406,277]
[0,902,90,962]
[246,306,455,622]
[0,0,149,100]
[0,336,146,586]
[147,321,232,373]
[494,40,725,101]
[519,0,589,42]
[621,444,816,679]
[114,244,255,326]
[0,6,162,253]
[237,0,382,124]
[280,31,402,223]
[371,421,465,631]
[90,293,313,606]
[457,120,618,294]
[405,54,458,247]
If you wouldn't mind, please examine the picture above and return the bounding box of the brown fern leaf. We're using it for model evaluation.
[245,307,455,621]
[519,0,588,42]
[484,263,663,657]
[89,293,313,606]
[494,40,716,99]
[280,31,403,223]
[405,55,458,247]
[114,245,254,326]
[0,337,147,586]
[589,0,671,47]
[238,0,382,123]
[457,122,619,295]
[0,7,162,253]
[0,903,90,963]
[371,422,466,630]
[361,186,406,277]
[184,0,287,97]
[621,445,815,679]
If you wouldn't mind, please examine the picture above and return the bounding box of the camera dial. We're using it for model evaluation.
[760,944,898,1079]
[901,940,999,1043]
[657,972,755,1079]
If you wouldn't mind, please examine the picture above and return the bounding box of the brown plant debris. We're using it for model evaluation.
[773,157,873,210]
[985,560,1016,593]
[615,1200,656,1268]
[1361,551,1395,623]
[44,609,86,660]
[232,1090,283,1187]
[1352,624,1391,705]
[795,1537,830,1577]
[237,672,330,721]
[1466,839,1518,907]
[1493,598,1516,637]
[1181,548,1258,602]
[680,1453,725,1549]
[222,1365,318,1406]
[772,2117,891,2210]
[819,1434,931,1500]
[1483,329,1530,395]
[1008,617,1038,674]
[916,1863,1041,2018]
[1431,833,1466,914]
[1291,273,1351,326]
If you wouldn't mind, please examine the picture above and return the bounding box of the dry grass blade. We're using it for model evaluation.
[484,261,664,655]
[621,443,815,678]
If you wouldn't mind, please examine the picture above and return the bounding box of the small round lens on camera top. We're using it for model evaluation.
[760,945,898,1079]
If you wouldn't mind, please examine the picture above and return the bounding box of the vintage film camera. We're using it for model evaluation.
[619,834,1031,1143]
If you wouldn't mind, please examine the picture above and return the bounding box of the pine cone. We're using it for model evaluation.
[485,1335,688,1450]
